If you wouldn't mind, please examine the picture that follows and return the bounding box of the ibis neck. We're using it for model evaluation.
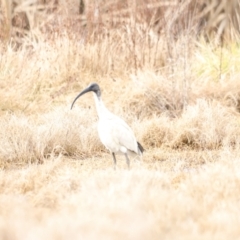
[93,93,110,118]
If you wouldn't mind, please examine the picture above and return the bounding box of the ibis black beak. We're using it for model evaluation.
[71,83,101,109]
[71,86,91,110]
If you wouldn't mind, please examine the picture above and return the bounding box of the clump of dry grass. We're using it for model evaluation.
[38,107,104,158]
[118,72,187,119]
[170,99,240,149]
[139,99,240,150]
[0,107,105,168]
[0,114,40,166]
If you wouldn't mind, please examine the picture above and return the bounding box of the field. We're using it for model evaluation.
[1,0,240,239]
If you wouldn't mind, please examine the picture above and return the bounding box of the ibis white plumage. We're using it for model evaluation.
[71,83,144,169]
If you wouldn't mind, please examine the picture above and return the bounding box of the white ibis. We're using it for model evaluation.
[71,83,144,169]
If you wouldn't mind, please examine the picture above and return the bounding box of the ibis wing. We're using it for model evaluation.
[111,117,139,154]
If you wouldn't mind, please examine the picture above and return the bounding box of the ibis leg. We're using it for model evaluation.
[124,153,130,170]
[112,153,117,170]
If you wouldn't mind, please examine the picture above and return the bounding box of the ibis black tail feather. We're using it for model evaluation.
[137,142,144,154]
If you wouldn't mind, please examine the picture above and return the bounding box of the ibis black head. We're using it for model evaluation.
[71,83,101,109]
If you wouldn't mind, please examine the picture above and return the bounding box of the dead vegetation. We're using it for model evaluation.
[1,0,240,239]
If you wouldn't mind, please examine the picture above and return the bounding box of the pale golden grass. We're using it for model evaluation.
[1,3,240,238]
[1,154,240,240]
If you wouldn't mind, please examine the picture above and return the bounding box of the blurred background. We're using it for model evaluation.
[1,0,240,45]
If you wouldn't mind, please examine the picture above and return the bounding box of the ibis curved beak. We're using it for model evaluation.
[70,86,91,109]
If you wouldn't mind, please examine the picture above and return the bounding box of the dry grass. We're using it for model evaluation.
[1,155,240,240]
[1,0,240,239]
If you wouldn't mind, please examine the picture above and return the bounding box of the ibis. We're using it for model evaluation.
[71,83,144,169]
